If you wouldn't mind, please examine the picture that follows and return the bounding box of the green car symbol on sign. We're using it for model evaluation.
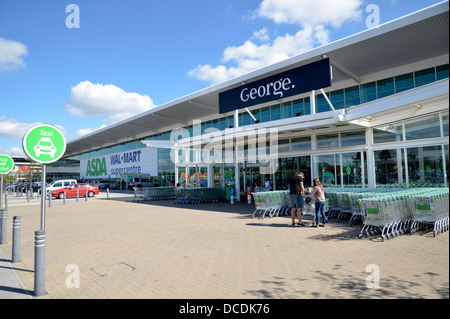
[22,124,66,164]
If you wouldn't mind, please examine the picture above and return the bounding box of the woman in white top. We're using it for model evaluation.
[305,178,326,227]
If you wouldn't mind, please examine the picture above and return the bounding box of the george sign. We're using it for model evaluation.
[22,124,66,164]
[0,155,14,175]
[219,58,331,114]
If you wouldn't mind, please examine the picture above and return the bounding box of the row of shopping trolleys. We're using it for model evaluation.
[325,187,449,241]
[133,187,225,204]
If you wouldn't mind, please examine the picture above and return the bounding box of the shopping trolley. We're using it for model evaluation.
[251,191,293,219]
[174,187,225,204]
[410,190,449,237]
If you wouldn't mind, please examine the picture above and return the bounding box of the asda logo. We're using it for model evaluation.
[86,157,107,176]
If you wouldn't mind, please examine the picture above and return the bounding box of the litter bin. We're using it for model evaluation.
[226,187,233,200]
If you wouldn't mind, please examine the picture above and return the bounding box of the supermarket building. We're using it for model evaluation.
[63,2,449,201]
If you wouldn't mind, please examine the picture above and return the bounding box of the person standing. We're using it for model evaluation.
[306,178,326,227]
[289,172,305,226]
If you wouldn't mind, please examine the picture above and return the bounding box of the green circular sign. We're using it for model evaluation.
[0,155,14,175]
[22,123,66,164]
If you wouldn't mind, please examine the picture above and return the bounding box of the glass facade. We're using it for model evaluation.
[77,64,449,189]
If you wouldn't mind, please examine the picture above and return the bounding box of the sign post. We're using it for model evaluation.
[0,155,14,245]
[0,155,14,209]
[22,123,66,297]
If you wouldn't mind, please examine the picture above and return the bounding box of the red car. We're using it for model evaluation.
[51,183,100,199]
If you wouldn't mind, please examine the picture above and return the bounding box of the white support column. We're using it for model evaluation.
[366,128,376,188]
[361,151,366,188]
[310,90,316,115]
[234,109,239,128]
[235,161,240,202]
[207,163,212,188]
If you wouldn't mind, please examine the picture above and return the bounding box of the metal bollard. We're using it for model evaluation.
[34,230,46,297]
[4,193,8,211]
[107,188,109,200]
[48,191,52,207]
[12,216,21,263]
[76,188,79,202]
[85,190,88,202]
[63,191,66,205]
[0,210,7,244]
[27,190,30,202]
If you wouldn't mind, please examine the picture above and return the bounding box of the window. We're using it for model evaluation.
[436,64,449,81]
[373,123,403,143]
[316,92,329,113]
[361,82,377,103]
[271,104,281,121]
[260,107,270,123]
[317,134,339,149]
[278,139,290,153]
[251,109,260,123]
[340,131,366,147]
[330,89,345,109]
[374,149,401,185]
[314,154,340,187]
[415,67,435,87]
[341,152,367,186]
[344,85,360,108]
[406,146,444,185]
[281,102,292,119]
[243,112,251,126]
[404,114,441,140]
[377,77,395,98]
[292,99,303,116]
[304,97,311,115]
[395,73,414,93]
[291,137,311,151]
[218,118,226,130]
[442,111,449,137]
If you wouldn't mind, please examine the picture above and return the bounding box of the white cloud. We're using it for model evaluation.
[252,27,270,42]
[188,26,328,84]
[0,37,28,73]
[257,0,363,28]
[0,116,34,138]
[75,124,108,137]
[65,81,157,123]
[188,0,363,84]
[0,146,25,157]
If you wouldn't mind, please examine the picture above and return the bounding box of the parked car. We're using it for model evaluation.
[51,183,100,199]
[128,177,154,189]
[97,180,110,189]
[45,179,77,193]
[109,182,120,190]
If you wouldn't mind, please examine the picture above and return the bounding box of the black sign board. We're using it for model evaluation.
[219,58,331,114]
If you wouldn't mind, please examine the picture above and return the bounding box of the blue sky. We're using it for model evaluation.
[0,0,445,157]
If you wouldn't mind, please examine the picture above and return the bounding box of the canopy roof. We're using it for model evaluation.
[65,2,449,158]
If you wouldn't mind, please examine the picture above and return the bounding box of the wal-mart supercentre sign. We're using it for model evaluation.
[219,58,331,114]
[80,147,157,179]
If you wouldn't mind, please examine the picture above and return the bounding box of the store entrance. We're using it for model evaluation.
[275,156,311,189]
[240,156,312,193]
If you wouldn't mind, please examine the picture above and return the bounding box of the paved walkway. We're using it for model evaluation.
[0,191,448,299]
